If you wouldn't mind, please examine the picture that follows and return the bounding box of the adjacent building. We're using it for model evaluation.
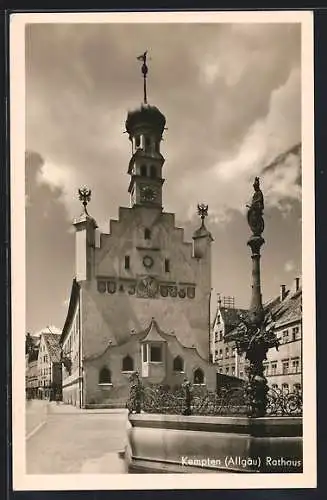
[262,277,302,392]
[210,296,248,379]
[25,332,40,399]
[211,277,302,392]
[37,330,63,400]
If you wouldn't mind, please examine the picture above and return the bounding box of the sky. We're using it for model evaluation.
[25,21,302,334]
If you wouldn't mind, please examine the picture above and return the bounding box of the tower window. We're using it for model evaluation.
[165,259,170,273]
[150,165,157,178]
[135,136,141,148]
[125,256,130,270]
[99,367,111,384]
[140,165,147,177]
[144,228,151,240]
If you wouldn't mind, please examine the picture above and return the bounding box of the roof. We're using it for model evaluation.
[42,333,61,363]
[140,318,168,343]
[226,287,302,339]
[265,287,302,327]
[193,221,213,240]
[60,278,80,344]
[213,307,248,333]
[125,103,166,136]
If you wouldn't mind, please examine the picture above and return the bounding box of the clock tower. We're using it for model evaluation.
[125,52,166,209]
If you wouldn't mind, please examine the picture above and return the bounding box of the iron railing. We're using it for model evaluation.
[126,373,302,417]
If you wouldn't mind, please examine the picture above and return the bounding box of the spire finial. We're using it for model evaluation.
[197,203,209,225]
[78,187,92,215]
[137,50,149,104]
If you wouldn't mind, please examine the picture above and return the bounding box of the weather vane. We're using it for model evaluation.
[197,203,209,222]
[78,187,92,215]
[137,50,149,104]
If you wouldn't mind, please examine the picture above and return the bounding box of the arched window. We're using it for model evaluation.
[150,165,157,178]
[99,367,111,384]
[140,165,147,177]
[122,355,134,372]
[173,356,184,372]
[144,228,151,240]
[193,368,204,385]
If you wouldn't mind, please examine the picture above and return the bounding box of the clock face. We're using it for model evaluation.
[143,255,154,269]
[141,185,157,202]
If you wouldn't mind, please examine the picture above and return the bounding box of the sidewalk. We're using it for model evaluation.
[48,402,129,415]
[25,399,49,438]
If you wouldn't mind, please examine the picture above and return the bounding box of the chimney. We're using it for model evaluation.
[294,277,300,292]
[280,284,287,301]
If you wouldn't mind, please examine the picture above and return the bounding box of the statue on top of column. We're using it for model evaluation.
[246,177,264,236]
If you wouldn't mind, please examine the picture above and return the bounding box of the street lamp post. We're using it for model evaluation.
[229,178,279,417]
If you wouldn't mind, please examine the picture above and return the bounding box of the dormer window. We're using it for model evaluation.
[144,228,151,240]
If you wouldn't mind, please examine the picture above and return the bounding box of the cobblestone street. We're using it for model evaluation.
[26,401,129,474]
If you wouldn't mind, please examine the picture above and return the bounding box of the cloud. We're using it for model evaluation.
[26,22,301,229]
[284,260,295,273]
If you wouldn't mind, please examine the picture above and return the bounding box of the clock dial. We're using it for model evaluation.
[141,185,157,202]
[143,255,154,269]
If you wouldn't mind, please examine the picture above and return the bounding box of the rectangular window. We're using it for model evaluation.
[271,362,277,375]
[225,367,229,374]
[219,349,223,358]
[282,360,289,375]
[142,344,147,362]
[283,329,289,342]
[165,259,170,273]
[292,358,300,373]
[240,371,244,378]
[150,345,162,362]
[219,333,223,341]
[125,256,130,270]
[231,366,235,376]
[292,326,300,341]
[225,347,229,358]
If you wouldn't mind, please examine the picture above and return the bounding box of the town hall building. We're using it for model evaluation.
[60,56,235,407]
